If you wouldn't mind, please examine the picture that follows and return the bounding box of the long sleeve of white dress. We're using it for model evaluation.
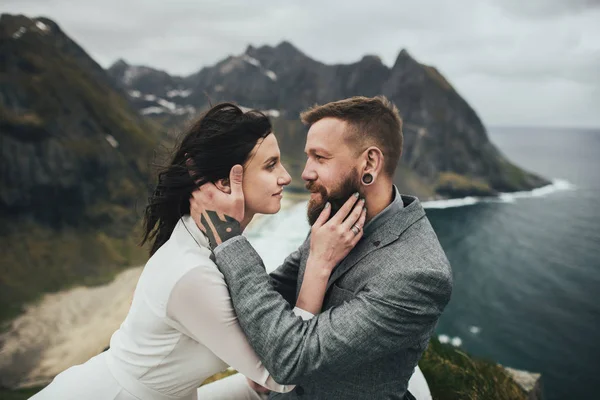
[166,264,310,394]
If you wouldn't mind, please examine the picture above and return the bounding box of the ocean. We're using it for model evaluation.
[245,126,600,400]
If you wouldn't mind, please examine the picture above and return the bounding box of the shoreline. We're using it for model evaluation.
[0,267,144,389]
[421,179,574,209]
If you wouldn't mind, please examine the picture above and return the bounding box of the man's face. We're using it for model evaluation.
[302,118,363,225]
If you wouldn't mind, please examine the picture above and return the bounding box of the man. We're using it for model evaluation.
[192,96,453,399]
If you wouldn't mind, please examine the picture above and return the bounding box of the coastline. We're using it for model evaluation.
[0,267,143,389]
[421,179,573,209]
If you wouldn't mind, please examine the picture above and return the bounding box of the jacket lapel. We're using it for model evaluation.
[325,195,426,292]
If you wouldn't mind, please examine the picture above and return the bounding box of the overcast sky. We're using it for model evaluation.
[5,0,600,128]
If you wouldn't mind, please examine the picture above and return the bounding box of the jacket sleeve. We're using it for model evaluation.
[213,236,452,384]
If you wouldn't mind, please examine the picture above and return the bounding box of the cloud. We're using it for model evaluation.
[3,0,600,127]
[495,0,600,19]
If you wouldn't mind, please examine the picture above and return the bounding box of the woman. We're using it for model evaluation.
[31,103,366,400]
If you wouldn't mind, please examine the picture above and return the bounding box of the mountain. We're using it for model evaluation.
[109,42,549,198]
[0,14,164,322]
[107,60,193,129]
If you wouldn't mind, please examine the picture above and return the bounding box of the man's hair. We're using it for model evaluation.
[300,95,403,177]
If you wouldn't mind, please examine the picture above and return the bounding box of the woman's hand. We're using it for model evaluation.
[308,193,367,273]
[295,193,367,314]
[189,165,245,249]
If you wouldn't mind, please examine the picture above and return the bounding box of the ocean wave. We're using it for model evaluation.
[469,326,481,335]
[438,334,463,347]
[422,179,575,209]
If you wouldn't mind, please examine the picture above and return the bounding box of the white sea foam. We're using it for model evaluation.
[128,90,141,98]
[450,337,463,347]
[105,135,119,148]
[438,334,450,344]
[498,179,574,201]
[422,179,574,209]
[422,197,479,209]
[469,326,481,335]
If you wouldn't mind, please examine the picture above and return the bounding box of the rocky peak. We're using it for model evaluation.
[107,59,190,118]
[2,14,118,95]
[391,48,422,75]
[110,58,129,69]
[106,59,130,85]
[359,54,385,65]
[1,14,54,36]
[275,40,305,57]
[109,61,170,87]
[246,41,317,70]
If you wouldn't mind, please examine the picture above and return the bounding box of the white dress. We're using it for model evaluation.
[31,215,304,400]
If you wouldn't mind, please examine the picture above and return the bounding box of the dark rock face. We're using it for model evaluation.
[0,14,162,321]
[108,59,185,97]
[0,14,160,230]
[111,42,549,198]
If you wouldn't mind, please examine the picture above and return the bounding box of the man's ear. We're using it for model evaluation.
[215,178,231,194]
[362,146,384,176]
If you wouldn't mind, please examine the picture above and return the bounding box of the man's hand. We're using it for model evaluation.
[189,165,245,249]
[246,378,271,394]
[308,193,366,273]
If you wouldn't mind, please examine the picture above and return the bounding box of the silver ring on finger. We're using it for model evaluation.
[351,225,360,235]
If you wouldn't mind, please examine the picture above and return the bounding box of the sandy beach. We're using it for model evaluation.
[0,266,143,388]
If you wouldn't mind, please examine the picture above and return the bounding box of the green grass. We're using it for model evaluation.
[435,172,495,198]
[419,337,528,400]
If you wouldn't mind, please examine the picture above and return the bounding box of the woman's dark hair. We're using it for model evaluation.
[141,102,272,256]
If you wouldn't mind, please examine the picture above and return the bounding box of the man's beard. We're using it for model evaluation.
[306,169,362,226]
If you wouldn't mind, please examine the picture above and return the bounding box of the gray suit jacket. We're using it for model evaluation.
[214,194,453,399]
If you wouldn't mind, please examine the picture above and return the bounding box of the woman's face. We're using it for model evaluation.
[242,133,291,215]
